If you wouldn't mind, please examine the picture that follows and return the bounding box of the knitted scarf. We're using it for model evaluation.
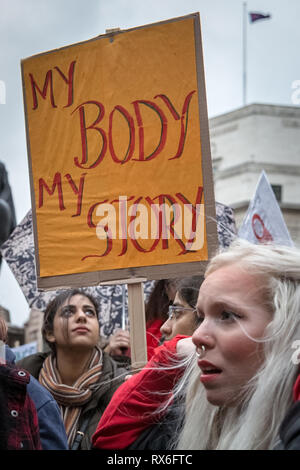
[39,347,103,448]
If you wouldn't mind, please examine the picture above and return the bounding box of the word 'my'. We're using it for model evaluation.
[28,60,196,168]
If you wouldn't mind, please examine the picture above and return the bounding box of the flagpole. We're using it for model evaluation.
[243,2,247,106]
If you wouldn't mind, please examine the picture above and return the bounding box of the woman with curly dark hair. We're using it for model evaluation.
[18,289,126,449]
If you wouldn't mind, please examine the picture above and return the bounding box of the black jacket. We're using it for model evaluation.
[275,401,300,450]
[18,351,126,449]
[129,403,183,450]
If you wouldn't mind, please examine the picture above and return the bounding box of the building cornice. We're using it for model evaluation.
[230,200,300,211]
[209,103,300,129]
[214,161,300,180]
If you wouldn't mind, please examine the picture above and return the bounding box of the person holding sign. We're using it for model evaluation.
[18,289,126,450]
[103,328,131,358]
[93,240,300,450]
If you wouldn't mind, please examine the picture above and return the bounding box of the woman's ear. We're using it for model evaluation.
[45,330,56,344]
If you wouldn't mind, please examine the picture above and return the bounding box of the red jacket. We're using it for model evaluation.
[92,335,187,450]
[146,319,164,360]
[293,374,300,401]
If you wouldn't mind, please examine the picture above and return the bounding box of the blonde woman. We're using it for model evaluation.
[176,239,300,450]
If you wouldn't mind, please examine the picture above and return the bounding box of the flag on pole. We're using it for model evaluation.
[249,12,271,23]
[238,171,294,247]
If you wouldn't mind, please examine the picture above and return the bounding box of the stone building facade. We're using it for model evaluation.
[0,305,24,347]
[24,308,44,352]
[209,103,300,245]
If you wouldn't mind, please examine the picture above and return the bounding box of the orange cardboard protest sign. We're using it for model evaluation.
[22,13,217,289]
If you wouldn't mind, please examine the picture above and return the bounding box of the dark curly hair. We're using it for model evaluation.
[145,279,180,325]
[176,275,204,309]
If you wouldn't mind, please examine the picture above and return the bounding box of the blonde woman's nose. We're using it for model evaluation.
[192,321,214,350]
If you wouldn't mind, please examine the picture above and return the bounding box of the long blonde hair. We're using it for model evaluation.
[176,239,300,450]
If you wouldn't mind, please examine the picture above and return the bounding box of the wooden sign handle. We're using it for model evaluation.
[127,281,148,369]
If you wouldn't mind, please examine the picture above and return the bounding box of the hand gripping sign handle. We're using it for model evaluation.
[100,277,148,369]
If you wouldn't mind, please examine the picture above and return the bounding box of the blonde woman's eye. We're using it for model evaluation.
[220,311,241,322]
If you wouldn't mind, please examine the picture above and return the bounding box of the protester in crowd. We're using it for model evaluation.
[145,279,179,355]
[0,316,42,450]
[103,328,131,360]
[92,334,191,450]
[103,278,179,361]
[5,345,68,450]
[93,239,300,450]
[159,276,204,342]
[18,289,126,450]
[1,316,68,450]
[92,276,204,450]
[175,239,300,450]
[0,362,42,450]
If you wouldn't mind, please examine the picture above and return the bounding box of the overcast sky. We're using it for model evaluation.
[1,0,300,326]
